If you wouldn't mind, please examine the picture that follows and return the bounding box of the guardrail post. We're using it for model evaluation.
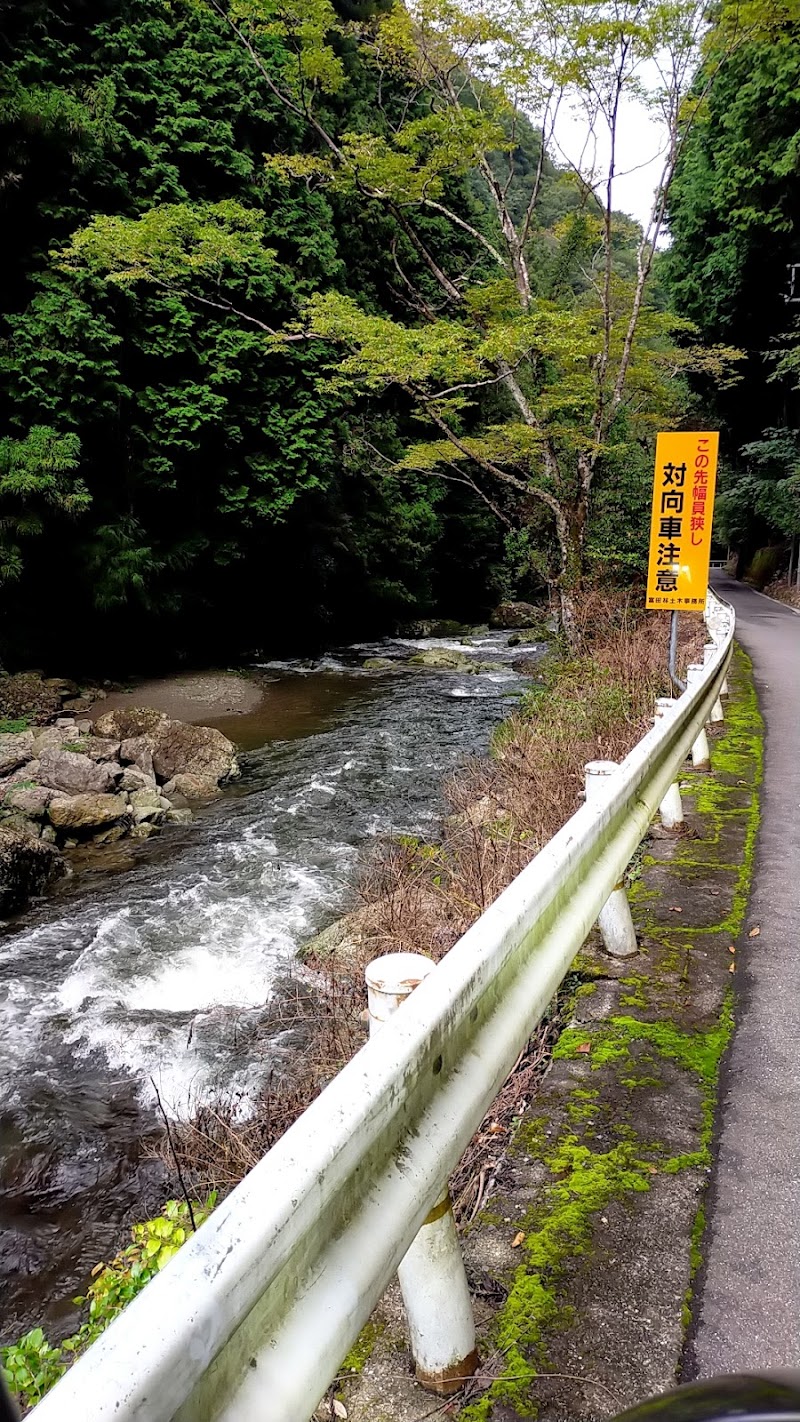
[365,952,479,1396]
[584,762,638,957]
[705,607,729,694]
[654,699,684,830]
[703,644,725,722]
[685,664,712,768]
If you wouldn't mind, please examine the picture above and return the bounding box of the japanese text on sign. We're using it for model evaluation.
[646,432,719,610]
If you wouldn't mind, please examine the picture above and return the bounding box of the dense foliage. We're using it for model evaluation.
[2,0,772,664]
[1,0,516,667]
[664,10,800,567]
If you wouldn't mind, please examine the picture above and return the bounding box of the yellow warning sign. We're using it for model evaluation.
[646,431,719,610]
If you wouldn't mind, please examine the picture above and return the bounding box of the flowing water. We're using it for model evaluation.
[0,628,540,1340]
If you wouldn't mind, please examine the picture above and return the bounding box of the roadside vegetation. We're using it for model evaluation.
[156,590,704,1194]
[1,587,704,1413]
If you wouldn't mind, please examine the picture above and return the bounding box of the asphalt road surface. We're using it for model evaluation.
[692,573,800,1375]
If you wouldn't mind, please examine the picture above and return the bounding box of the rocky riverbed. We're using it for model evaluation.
[0,605,555,1342]
[0,706,240,915]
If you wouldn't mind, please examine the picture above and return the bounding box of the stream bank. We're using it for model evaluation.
[0,623,540,1343]
[336,646,762,1422]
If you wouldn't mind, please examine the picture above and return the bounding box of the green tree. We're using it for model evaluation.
[65,0,764,637]
[0,426,88,582]
[664,8,800,564]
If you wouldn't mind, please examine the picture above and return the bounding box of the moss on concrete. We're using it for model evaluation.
[341,1321,386,1375]
[458,646,762,1420]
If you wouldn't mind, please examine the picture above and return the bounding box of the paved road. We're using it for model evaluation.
[692,573,800,1375]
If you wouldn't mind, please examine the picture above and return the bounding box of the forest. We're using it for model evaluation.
[1,0,798,670]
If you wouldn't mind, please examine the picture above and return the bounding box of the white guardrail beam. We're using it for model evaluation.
[28,594,735,1422]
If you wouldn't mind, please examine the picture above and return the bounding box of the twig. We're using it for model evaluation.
[150,1076,197,1231]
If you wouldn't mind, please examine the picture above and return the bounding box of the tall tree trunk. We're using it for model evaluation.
[554,496,588,648]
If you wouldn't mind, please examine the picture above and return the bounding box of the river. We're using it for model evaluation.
[0,626,538,1341]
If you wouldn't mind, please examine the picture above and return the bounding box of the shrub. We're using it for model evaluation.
[2,1195,215,1411]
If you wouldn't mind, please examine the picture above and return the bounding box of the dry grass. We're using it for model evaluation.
[160,970,367,1195]
[764,575,800,610]
[355,590,704,962]
[162,587,705,1212]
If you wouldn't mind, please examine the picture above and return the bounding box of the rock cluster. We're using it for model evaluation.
[0,707,239,910]
[489,600,544,630]
[407,649,506,673]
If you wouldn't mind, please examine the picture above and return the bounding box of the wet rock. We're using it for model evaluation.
[92,825,127,845]
[0,731,35,776]
[118,766,155,793]
[129,789,164,824]
[130,821,160,839]
[119,735,155,776]
[93,706,170,740]
[408,648,474,671]
[151,722,239,788]
[489,600,543,629]
[508,626,555,647]
[0,827,65,914]
[165,790,191,810]
[400,618,467,638]
[475,660,507,674]
[165,807,193,825]
[362,657,396,671]
[38,748,117,796]
[48,792,129,834]
[162,772,220,799]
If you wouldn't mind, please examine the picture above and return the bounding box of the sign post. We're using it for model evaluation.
[646,431,720,691]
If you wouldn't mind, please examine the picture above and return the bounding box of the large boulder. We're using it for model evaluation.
[162,772,222,800]
[48,792,129,834]
[93,706,170,740]
[408,649,475,671]
[151,723,238,788]
[0,827,65,915]
[0,731,35,777]
[489,600,543,630]
[38,748,118,796]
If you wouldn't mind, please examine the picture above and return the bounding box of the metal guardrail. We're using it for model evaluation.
[29,594,735,1422]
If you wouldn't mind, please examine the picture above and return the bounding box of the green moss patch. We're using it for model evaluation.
[459,646,762,1420]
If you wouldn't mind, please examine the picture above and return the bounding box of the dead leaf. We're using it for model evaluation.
[487,1121,504,1135]
[669,906,683,913]
[512,1231,526,1248]
[748,926,761,938]
[729,963,736,973]
[576,1042,592,1054]
[333,1401,348,1420]
[728,944,736,954]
